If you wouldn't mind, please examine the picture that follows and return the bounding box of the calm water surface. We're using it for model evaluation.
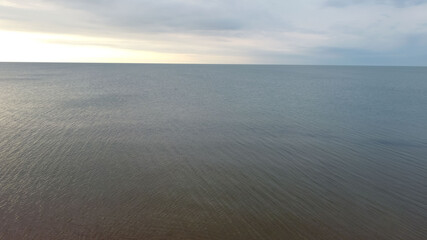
[0,63,426,239]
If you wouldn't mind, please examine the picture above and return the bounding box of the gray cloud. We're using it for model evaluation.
[1,0,296,36]
[325,0,427,8]
[38,0,283,32]
[0,0,427,64]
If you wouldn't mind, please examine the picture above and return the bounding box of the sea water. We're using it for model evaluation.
[0,63,426,239]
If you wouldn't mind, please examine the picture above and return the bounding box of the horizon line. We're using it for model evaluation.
[0,61,426,67]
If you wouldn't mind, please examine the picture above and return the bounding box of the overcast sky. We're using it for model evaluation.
[0,0,426,65]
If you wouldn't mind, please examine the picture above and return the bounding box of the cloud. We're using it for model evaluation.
[0,0,426,64]
[11,0,280,33]
[325,0,427,8]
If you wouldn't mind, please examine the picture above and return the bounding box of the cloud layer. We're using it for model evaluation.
[0,0,426,64]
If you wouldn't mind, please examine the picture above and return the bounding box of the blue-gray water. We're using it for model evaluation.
[0,63,426,239]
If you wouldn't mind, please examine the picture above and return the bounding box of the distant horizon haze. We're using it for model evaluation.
[0,61,426,67]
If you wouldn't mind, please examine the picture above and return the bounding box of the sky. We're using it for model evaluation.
[0,0,426,65]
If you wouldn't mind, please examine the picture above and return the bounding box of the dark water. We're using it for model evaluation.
[0,63,426,239]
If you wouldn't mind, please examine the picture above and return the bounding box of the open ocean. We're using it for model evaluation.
[0,63,426,239]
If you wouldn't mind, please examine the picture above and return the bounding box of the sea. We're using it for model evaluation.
[0,63,426,239]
